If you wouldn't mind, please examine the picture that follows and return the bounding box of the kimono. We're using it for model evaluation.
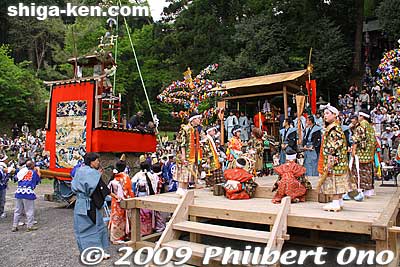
[108,172,134,242]
[175,124,202,183]
[272,162,310,203]
[302,124,322,176]
[279,127,297,164]
[202,134,224,186]
[248,137,264,172]
[317,121,356,195]
[238,116,250,141]
[351,120,376,190]
[225,115,239,139]
[223,168,257,200]
[72,166,109,252]
[227,136,243,161]
[131,170,165,235]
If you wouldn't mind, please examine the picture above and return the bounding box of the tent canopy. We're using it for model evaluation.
[214,69,309,99]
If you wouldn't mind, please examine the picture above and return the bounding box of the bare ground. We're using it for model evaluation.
[0,183,124,267]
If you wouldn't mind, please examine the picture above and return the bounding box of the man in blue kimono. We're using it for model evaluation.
[302,116,322,176]
[279,119,297,164]
[72,152,110,259]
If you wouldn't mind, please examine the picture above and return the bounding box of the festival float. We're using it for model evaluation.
[42,19,157,203]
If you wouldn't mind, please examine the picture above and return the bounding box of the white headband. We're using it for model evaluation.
[206,127,217,133]
[233,128,241,134]
[236,159,246,168]
[286,154,297,161]
[321,103,339,116]
[358,112,370,118]
[189,114,202,122]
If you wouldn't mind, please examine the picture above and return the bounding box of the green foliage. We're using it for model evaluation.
[377,0,400,40]
[0,45,48,129]
[0,0,367,130]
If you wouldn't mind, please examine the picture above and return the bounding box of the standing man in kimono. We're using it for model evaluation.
[238,112,250,142]
[302,116,322,176]
[279,119,297,164]
[72,152,110,259]
[349,110,376,200]
[318,104,355,212]
[225,110,238,140]
[175,113,203,196]
[202,126,224,187]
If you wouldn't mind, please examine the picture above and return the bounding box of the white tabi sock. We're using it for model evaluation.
[332,200,341,208]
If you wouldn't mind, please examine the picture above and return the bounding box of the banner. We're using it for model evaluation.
[306,80,317,114]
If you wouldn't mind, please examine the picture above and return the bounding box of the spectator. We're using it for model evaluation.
[128,111,143,129]
[12,159,41,232]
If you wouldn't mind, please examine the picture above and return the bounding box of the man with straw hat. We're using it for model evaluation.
[317,104,356,212]
[174,112,203,196]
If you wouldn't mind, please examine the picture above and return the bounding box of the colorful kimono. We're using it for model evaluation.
[351,120,376,190]
[72,166,109,252]
[223,168,257,200]
[227,136,243,161]
[272,162,310,203]
[131,170,165,235]
[202,134,224,186]
[317,121,355,195]
[302,124,322,176]
[108,172,134,242]
[175,124,202,183]
[248,137,264,172]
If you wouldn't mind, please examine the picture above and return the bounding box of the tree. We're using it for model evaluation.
[377,0,400,41]
[0,45,49,129]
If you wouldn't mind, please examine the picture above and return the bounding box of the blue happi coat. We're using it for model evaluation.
[72,165,109,252]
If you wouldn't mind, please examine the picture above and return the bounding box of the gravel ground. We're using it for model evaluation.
[0,183,124,267]
[0,183,374,267]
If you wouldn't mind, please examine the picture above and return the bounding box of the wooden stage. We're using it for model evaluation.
[121,176,400,266]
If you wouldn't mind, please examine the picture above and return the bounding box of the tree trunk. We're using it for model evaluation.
[352,0,364,74]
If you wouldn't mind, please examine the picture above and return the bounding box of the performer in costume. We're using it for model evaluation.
[72,153,110,259]
[202,126,224,187]
[227,125,243,162]
[223,158,258,200]
[272,149,311,203]
[238,112,250,141]
[302,116,322,176]
[317,104,356,212]
[247,127,264,175]
[108,160,134,244]
[279,119,297,164]
[348,110,376,200]
[175,112,203,196]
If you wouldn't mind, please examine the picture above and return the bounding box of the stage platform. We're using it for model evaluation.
[121,176,400,266]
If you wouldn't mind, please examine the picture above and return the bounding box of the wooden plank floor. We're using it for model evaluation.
[127,176,399,236]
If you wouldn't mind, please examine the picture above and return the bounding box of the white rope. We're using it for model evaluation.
[118,0,162,145]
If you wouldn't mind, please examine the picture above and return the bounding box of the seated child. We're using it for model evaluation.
[272,150,311,204]
[223,158,258,200]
